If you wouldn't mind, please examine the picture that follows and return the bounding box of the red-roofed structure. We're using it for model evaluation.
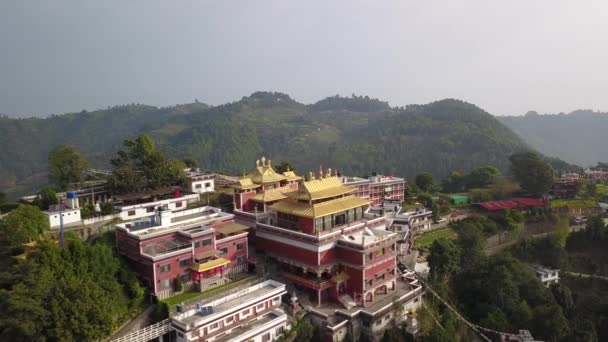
[478,198,546,211]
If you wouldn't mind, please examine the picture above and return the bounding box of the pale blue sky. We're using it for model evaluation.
[1,1,607,117]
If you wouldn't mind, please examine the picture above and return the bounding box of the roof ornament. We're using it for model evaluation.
[261,156,266,166]
[319,165,324,179]
[268,159,272,167]
[326,168,332,178]
[309,171,315,180]
[256,159,260,167]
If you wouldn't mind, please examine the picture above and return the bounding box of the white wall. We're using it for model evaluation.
[191,179,215,194]
[118,194,200,221]
[47,209,81,228]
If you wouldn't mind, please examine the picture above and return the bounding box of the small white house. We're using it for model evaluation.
[46,204,81,228]
[116,193,200,221]
[531,265,559,287]
[185,169,215,194]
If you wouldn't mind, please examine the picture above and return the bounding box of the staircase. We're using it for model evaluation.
[337,294,357,310]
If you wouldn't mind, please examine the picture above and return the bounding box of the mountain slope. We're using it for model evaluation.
[498,110,608,167]
[0,93,531,197]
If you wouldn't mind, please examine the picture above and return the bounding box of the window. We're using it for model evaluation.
[202,239,212,246]
[195,184,202,189]
[128,210,136,216]
[159,279,171,289]
[236,256,246,264]
[262,333,271,342]
[179,259,191,268]
[159,264,171,273]
[367,252,373,261]
[219,247,228,255]
[366,279,373,287]
[236,243,245,251]
[276,326,284,335]
[146,207,154,213]
[162,204,169,209]
[225,316,234,325]
[205,182,211,188]
[180,273,190,283]
[377,248,384,257]
[210,322,219,329]
[257,303,265,310]
[241,308,250,318]
[177,332,184,338]
[175,201,183,208]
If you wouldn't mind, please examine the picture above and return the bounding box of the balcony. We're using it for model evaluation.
[282,272,333,290]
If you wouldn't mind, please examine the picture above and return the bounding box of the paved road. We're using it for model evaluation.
[564,271,608,281]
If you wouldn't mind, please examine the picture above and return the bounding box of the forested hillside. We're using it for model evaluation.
[1,92,532,197]
[499,110,608,167]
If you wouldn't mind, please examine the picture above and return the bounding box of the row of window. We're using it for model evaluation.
[127,202,184,216]
[365,269,396,288]
[365,245,395,262]
[204,298,279,335]
[194,182,212,189]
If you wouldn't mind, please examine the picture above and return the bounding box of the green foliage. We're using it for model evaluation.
[0,239,144,341]
[428,238,460,276]
[509,152,554,196]
[108,134,186,194]
[0,192,5,205]
[416,173,435,193]
[100,201,114,215]
[48,144,89,190]
[174,276,183,292]
[294,317,315,342]
[441,166,500,193]
[513,235,569,269]
[1,96,533,198]
[182,158,197,168]
[0,205,49,248]
[34,188,58,210]
[452,254,569,341]
[274,160,296,174]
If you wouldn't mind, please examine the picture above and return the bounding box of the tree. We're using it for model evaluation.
[48,144,89,190]
[466,165,500,189]
[294,318,314,342]
[174,276,183,292]
[0,205,49,247]
[586,181,597,198]
[415,173,435,193]
[441,171,466,193]
[108,134,185,194]
[35,188,58,210]
[182,158,197,168]
[428,238,461,276]
[550,284,574,318]
[0,192,6,205]
[509,152,554,196]
[274,160,296,174]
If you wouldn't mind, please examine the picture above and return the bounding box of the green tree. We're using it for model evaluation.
[441,171,466,193]
[415,173,435,193]
[550,284,574,318]
[0,205,49,247]
[182,158,197,168]
[428,238,461,277]
[0,192,6,205]
[509,152,554,196]
[294,318,314,342]
[34,188,58,210]
[174,276,183,292]
[48,144,89,190]
[465,165,500,189]
[274,160,296,174]
[585,181,597,198]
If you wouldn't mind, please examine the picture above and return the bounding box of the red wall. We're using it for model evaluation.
[319,248,337,265]
[337,247,364,265]
[299,217,315,235]
[256,236,318,265]
[215,235,248,270]
[345,266,363,296]
[365,258,395,278]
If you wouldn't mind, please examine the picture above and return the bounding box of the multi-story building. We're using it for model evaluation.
[115,206,249,297]
[113,186,201,221]
[171,279,288,342]
[341,175,405,206]
[185,168,215,194]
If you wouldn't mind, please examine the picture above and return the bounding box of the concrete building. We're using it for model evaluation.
[393,208,433,233]
[341,175,406,206]
[113,187,201,221]
[171,279,288,342]
[185,168,215,194]
[115,206,249,297]
[530,265,559,287]
[45,192,81,228]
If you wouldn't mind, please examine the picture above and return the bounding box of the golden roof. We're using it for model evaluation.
[248,158,287,184]
[282,171,302,181]
[270,195,370,218]
[215,223,249,236]
[233,177,261,190]
[286,176,356,201]
[250,186,290,203]
[331,271,351,283]
[190,257,231,272]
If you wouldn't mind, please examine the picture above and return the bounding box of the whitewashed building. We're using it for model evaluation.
[115,193,200,221]
[531,265,559,287]
[171,280,289,342]
[186,169,215,194]
[45,192,81,228]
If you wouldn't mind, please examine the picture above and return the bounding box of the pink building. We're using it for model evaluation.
[341,174,406,206]
[115,206,249,298]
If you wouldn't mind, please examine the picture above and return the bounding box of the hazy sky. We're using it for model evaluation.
[1,1,607,117]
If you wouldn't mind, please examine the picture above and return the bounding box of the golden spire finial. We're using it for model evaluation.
[319,165,324,179]
[256,159,260,167]
[261,156,266,166]
[268,159,272,167]
[309,171,315,180]
[286,165,291,172]
[327,168,332,177]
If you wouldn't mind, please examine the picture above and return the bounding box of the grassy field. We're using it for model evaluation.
[414,228,458,248]
[161,274,256,308]
[551,199,598,209]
